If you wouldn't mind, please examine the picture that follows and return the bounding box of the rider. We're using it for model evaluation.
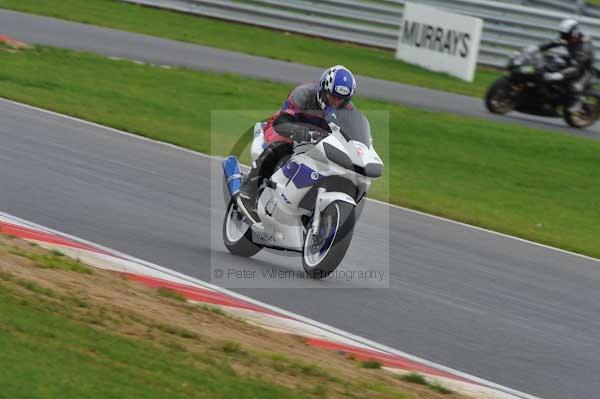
[539,18,595,113]
[237,65,357,219]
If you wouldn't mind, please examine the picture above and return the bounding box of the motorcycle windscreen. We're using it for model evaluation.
[334,110,372,147]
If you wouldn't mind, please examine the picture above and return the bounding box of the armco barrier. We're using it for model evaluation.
[122,0,600,68]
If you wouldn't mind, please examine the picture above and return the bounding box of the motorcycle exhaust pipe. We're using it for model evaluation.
[222,156,243,202]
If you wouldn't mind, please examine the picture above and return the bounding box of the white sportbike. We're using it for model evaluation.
[222,111,383,279]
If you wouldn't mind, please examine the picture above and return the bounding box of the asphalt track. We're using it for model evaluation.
[1,8,600,398]
[1,8,600,139]
[2,98,600,399]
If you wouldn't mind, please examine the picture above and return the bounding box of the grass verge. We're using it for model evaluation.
[0,0,501,97]
[9,247,93,274]
[0,45,599,260]
[0,234,467,399]
[157,287,187,302]
[361,360,383,369]
[401,372,454,395]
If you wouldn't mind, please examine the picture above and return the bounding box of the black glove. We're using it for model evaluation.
[307,130,329,142]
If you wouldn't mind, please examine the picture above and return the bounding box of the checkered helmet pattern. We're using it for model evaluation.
[317,65,356,110]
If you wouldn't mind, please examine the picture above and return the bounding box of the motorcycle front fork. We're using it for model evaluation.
[311,187,327,236]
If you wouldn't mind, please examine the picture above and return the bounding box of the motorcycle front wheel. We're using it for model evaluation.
[485,77,517,114]
[302,201,355,279]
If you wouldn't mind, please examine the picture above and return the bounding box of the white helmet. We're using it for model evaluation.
[559,18,580,42]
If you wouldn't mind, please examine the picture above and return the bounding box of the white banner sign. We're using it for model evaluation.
[396,3,483,82]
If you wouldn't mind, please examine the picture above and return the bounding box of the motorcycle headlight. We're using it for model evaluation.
[323,142,353,170]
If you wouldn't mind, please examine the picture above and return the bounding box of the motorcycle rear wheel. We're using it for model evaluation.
[223,199,262,257]
[302,201,355,279]
[485,77,516,114]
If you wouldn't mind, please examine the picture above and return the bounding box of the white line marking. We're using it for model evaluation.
[2,96,597,265]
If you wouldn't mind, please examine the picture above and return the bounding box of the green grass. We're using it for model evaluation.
[267,354,331,379]
[201,304,228,316]
[16,278,59,298]
[400,372,453,395]
[400,372,428,385]
[157,287,187,302]
[0,0,501,97]
[220,341,246,355]
[0,284,312,399]
[1,45,600,260]
[151,322,202,340]
[0,254,411,399]
[9,247,93,274]
[430,383,453,395]
[360,360,383,369]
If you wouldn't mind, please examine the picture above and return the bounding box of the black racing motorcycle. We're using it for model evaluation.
[485,45,600,128]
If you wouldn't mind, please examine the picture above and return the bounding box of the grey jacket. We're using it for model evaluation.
[539,35,595,80]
